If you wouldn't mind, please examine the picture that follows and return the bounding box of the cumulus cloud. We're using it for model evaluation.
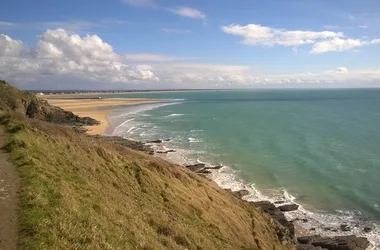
[168,7,206,20]
[2,29,380,89]
[222,23,380,54]
[311,37,380,54]
[0,34,23,56]
[0,29,158,83]
[310,38,364,54]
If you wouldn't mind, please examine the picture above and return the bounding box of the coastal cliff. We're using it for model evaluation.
[0,80,98,127]
[0,81,294,249]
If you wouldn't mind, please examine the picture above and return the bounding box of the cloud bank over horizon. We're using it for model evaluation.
[1,28,380,90]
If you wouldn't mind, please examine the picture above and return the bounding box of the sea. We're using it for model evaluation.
[104,89,380,249]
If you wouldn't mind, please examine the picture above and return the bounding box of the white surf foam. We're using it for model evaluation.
[108,99,380,249]
[167,113,184,117]
[188,137,202,143]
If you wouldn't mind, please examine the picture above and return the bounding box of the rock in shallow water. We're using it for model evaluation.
[148,140,163,143]
[156,149,176,154]
[340,224,351,232]
[232,190,250,198]
[204,165,223,170]
[297,235,370,250]
[185,163,206,172]
[278,204,299,212]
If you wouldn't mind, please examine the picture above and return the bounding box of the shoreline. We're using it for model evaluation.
[39,89,211,99]
[55,99,378,249]
[46,98,162,135]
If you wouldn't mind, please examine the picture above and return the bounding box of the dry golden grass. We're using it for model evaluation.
[0,113,294,250]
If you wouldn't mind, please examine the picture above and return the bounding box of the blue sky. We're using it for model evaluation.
[0,0,380,89]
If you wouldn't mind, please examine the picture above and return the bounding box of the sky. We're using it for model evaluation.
[0,0,380,90]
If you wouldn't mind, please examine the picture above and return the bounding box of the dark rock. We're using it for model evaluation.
[310,228,316,231]
[163,139,171,141]
[156,149,176,154]
[363,227,372,233]
[274,201,285,204]
[278,204,299,212]
[148,140,163,143]
[250,201,277,213]
[91,135,153,153]
[297,235,370,250]
[296,244,325,250]
[204,165,223,170]
[298,236,314,245]
[232,190,250,198]
[197,169,212,174]
[185,164,206,172]
[302,219,309,223]
[340,224,351,232]
[250,201,295,238]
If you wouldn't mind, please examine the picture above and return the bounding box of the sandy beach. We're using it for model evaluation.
[46,98,160,135]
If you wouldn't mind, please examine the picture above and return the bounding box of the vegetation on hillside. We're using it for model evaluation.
[0,80,98,126]
[0,81,294,249]
[0,112,293,250]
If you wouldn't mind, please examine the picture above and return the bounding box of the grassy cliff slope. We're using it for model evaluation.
[0,113,294,250]
[0,81,294,250]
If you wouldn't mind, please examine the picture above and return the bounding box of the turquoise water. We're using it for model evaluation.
[107,89,380,247]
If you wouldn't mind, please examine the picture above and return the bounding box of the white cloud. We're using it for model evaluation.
[0,21,15,29]
[0,29,158,83]
[168,7,206,20]
[222,24,343,46]
[222,23,380,54]
[310,37,364,54]
[311,37,380,54]
[122,0,155,7]
[2,29,380,89]
[358,25,369,29]
[0,34,23,56]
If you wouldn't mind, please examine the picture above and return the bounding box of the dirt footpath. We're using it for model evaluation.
[0,126,19,250]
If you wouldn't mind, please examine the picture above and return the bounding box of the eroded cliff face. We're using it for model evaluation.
[0,80,98,126]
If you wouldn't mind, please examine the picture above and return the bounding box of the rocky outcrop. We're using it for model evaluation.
[279,204,299,212]
[340,224,350,232]
[185,163,206,172]
[0,80,98,127]
[233,190,250,198]
[297,235,370,250]
[204,165,223,170]
[148,140,163,143]
[156,149,176,154]
[250,201,295,238]
[185,164,223,174]
[91,135,154,154]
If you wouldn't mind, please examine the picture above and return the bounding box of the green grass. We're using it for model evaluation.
[0,112,293,250]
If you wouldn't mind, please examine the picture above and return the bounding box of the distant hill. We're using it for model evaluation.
[0,80,98,126]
